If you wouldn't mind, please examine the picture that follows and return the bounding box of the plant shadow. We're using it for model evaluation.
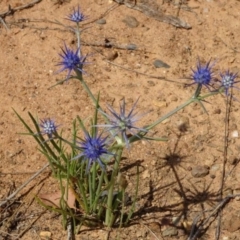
[126,133,220,238]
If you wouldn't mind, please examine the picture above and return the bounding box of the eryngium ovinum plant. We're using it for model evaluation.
[15,5,239,233]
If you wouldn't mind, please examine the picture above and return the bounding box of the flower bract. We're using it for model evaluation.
[72,132,112,172]
[40,118,58,138]
[67,6,87,23]
[57,43,87,80]
[220,70,238,96]
[191,60,214,88]
[97,98,148,147]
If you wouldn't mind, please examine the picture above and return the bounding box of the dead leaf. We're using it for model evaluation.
[38,187,76,209]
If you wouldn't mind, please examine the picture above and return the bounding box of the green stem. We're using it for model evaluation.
[119,188,125,228]
[146,97,194,131]
[74,70,118,140]
[75,70,99,108]
[76,23,81,56]
[76,176,89,214]
[91,162,97,209]
[105,148,123,227]
[93,170,105,212]
[89,173,93,208]
[129,88,222,144]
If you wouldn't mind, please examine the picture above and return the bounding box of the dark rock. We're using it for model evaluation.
[153,59,170,68]
[213,108,221,114]
[106,51,118,61]
[123,16,139,28]
[191,165,209,178]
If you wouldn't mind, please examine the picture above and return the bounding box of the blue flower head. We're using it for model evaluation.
[191,59,214,88]
[220,70,238,96]
[57,43,87,81]
[98,98,148,147]
[40,118,58,138]
[67,6,88,23]
[72,132,112,172]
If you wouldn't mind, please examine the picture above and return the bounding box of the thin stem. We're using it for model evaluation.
[119,188,125,228]
[75,70,99,108]
[146,97,194,131]
[105,149,123,227]
[76,176,89,213]
[93,170,105,212]
[129,88,221,144]
[88,172,93,208]
[193,83,202,98]
[76,23,81,56]
[215,93,232,240]
[91,162,97,208]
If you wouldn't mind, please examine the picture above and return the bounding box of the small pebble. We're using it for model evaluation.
[222,237,229,240]
[147,80,155,86]
[153,59,170,68]
[96,18,106,25]
[187,166,192,171]
[123,16,139,28]
[162,227,178,237]
[176,116,190,132]
[106,51,118,61]
[211,164,220,171]
[191,165,209,178]
[40,231,52,239]
[213,108,221,114]
[126,43,137,50]
[231,130,239,138]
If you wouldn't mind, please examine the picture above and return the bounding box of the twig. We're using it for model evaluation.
[113,0,191,29]
[0,163,49,207]
[0,16,9,30]
[140,220,162,240]
[0,0,42,30]
[18,210,46,239]
[67,217,74,240]
[0,0,42,18]
[187,194,240,240]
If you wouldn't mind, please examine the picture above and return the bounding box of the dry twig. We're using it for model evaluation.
[187,194,240,240]
[0,0,42,29]
[0,163,49,208]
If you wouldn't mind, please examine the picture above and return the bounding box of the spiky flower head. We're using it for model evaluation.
[220,70,238,96]
[191,59,214,87]
[40,118,58,138]
[97,98,148,147]
[67,6,88,23]
[72,132,112,172]
[57,43,87,81]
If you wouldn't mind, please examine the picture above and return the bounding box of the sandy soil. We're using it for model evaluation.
[1,0,240,239]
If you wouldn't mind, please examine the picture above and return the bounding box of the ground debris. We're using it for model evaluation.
[113,0,191,29]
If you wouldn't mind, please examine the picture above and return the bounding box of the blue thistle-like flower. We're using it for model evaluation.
[67,6,88,23]
[72,132,112,172]
[40,118,58,138]
[57,43,87,80]
[97,98,148,147]
[191,60,214,88]
[220,70,238,96]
